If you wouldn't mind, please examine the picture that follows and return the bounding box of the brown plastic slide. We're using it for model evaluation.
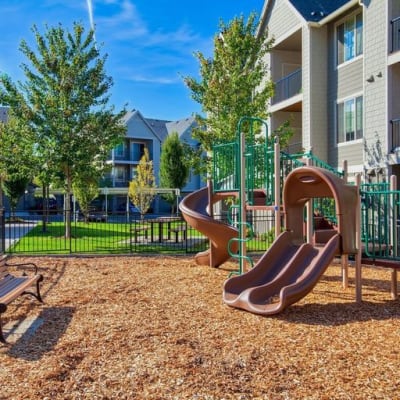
[179,187,239,267]
[223,166,357,315]
[223,230,340,315]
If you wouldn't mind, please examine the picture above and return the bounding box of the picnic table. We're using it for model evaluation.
[146,217,184,242]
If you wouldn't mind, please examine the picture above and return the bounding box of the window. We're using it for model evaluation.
[131,142,146,161]
[337,12,363,65]
[131,167,137,180]
[114,166,126,182]
[337,96,363,143]
[115,143,125,158]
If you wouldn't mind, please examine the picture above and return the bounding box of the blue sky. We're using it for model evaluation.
[0,1,264,121]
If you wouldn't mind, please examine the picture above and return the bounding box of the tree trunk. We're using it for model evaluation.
[65,173,72,239]
[41,185,47,232]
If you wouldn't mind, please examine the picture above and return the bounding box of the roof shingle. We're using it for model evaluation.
[289,0,351,22]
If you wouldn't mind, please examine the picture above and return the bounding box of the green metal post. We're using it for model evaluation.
[239,131,246,274]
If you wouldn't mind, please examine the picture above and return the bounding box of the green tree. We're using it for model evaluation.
[129,148,156,220]
[2,177,30,220]
[72,175,100,223]
[184,13,275,173]
[160,132,189,212]
[0,116,36,218]
[0,22,126,238]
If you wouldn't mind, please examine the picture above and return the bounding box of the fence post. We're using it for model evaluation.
[390,175,398,299]
[274,141,281,238]
[355,174,362,303]
[390,175,397,257]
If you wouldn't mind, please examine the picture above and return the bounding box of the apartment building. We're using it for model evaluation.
[105,109,202,210]
[259,0,400,184]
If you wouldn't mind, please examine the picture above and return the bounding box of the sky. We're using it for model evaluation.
[0,0,265,121]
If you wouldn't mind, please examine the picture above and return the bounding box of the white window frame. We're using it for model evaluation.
[336,11,363,67]
[336,94,363,145]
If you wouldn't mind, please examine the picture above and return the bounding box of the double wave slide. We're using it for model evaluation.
[179,187,239,268]
[223,230,340,315]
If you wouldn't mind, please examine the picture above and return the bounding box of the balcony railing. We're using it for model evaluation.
[391,118,400,150]
[391,16,400,53]
[271,68,302,105]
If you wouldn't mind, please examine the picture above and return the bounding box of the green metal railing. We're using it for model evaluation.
[212,141,238,192]
[191,114,399,267]
[361,189,400,260]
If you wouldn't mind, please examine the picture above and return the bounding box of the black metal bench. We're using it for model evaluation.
[0,260,44,343]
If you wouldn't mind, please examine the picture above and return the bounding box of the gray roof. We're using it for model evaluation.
[166,116,196,139]
[122,109,197,143]
[121,109,137,124]
[289,0,351,22]
[145,118,170,142]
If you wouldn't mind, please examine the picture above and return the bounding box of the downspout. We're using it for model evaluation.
[360,0,367,182]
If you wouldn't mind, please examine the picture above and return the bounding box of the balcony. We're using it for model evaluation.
[271,68,302,105]
[391,16,400,53]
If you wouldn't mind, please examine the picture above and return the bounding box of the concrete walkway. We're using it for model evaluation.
[4,222,37,251]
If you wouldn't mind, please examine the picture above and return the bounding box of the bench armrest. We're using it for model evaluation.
[5,262,39,275]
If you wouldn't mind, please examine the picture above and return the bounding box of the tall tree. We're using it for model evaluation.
[160,132,189,212]
[0,115,36,218]
[0,22,126,237]
[129,148,156,220]
[184,13,274,170]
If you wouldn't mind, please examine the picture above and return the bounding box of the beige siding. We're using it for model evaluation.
[364,0,388,160]
[337,142,364,170]
[337,58,363,99]
[308,25,328,161]
[267,0,302,42]
[327,8,364,171]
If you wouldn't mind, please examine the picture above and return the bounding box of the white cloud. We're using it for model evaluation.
[126,73,178,85]
[96,0,147,36]
[95,0,202,50]
[91,0,209,86]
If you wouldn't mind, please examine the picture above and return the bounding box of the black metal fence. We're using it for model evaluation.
[0,208,274,256]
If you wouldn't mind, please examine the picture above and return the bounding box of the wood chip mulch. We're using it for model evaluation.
[0,255,399,399]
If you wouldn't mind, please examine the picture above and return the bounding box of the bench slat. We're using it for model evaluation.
[0,267,8,280]
[0,276,41,304]
[0,261,44,343]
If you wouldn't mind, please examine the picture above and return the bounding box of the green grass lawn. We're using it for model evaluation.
[10,222,132,254]
[9,221,208,255]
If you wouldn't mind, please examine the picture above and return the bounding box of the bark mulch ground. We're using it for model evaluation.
[0,255,399,399]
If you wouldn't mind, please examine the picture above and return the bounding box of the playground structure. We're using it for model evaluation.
[180,117,400,314]
[223,166,358,315]
[179,185,239,267]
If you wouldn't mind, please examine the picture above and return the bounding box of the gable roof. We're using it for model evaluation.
[145,118,170,142]
[122,109,166,142]
[122,110,198,144]
[166,116,196,139]
[289,0,354,22]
